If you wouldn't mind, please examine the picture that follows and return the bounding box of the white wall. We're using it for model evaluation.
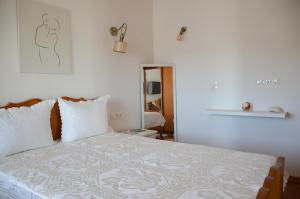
[107,0,153,131]
[153,0,300,176]
[146,69,161,82]
[0,0,111,104]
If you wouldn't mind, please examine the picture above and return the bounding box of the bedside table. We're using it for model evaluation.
[119,129,158,138]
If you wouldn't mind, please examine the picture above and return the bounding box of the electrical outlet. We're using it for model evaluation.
[110,112,123,120]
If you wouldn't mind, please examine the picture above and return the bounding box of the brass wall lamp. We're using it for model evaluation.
[176,26,187,41]
[110,23,128,53]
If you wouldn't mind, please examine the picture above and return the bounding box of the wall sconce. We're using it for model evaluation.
[110,23,128,53]
[176,26,187,41]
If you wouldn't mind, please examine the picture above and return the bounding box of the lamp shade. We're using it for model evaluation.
[113,41,127,53]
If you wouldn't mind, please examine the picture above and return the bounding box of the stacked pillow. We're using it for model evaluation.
[0,100,55,158]
[58,95,110,142]
[0,95,110,158]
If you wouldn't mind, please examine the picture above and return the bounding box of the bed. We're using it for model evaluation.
[144,111,166,129]
[0,98,286,199]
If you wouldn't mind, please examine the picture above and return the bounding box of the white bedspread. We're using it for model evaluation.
[0,132,276,199]
[144,111,166,128]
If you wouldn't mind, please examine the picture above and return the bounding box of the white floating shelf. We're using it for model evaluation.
[207,109,287,119]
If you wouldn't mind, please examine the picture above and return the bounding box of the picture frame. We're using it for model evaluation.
[18,0,72,74]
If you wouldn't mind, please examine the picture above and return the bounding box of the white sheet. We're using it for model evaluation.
[144,111,166,128]
[0,132,277,199]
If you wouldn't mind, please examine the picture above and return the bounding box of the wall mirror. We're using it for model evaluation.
[140,64,177,141]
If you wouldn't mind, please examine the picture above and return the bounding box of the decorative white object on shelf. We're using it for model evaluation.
[207,109,287,119]
[269,106,284,113]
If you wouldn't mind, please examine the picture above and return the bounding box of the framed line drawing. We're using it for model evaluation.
[18,0,72,74]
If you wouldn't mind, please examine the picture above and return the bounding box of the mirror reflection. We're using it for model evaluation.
[142,66,175,140]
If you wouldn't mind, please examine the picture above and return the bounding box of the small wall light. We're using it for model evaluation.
[110,23,128,53]
[176,26,187,41]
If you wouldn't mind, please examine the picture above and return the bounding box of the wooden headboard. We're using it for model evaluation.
[0,97,86,140]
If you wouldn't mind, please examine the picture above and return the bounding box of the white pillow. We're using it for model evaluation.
[58,96,110,142]
[0,100,55,158]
